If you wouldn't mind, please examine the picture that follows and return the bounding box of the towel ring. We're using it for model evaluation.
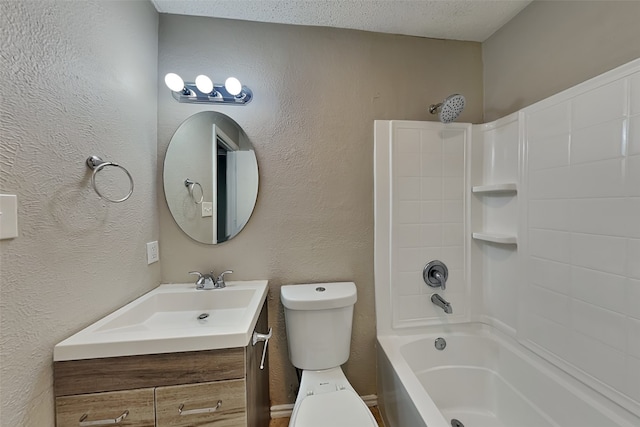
[86,156,134,203]
[185,179,204,204]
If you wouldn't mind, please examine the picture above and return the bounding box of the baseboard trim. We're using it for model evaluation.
[270,404,294,419]
[362,394,378,407]
[270,394,378,418]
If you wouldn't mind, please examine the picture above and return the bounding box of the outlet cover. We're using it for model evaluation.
[201,201,213,217]
[0,194,18,240]
[146,241,159,264]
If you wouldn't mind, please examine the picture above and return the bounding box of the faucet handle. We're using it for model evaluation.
[189,271,204,289]
[423,260,448,291]
[216,270,233,287]
[189,271,217,289]
[432,271,446,291]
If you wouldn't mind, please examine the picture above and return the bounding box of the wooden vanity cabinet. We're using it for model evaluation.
[56,388,156,427]
[156,380,246,426]
[54,302,269,427]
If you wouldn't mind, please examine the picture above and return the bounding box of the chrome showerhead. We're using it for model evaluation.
[429,94,466,123]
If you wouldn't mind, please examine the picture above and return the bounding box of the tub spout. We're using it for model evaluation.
[431,293,452,314]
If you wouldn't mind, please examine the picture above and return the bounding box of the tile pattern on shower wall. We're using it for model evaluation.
[523,74,640,406]
[391,123,467,326]
[479,117,520,330]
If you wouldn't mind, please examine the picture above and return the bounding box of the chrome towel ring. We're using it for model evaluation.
[86,156,134,203]
[184,178,204,204]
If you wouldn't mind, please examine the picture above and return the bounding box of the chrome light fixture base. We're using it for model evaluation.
[171,82,253,105]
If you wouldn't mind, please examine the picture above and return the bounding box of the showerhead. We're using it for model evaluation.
[429,94,466,123]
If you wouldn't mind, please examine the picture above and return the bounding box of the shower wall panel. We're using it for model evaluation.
[377,121,471,329]
[470,115,520,333]
[519,65,640,416]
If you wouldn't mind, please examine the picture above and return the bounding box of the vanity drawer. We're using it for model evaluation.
[56,388,155,427]
[155,380,246,427]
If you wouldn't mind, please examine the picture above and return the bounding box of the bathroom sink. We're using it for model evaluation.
[53,280,268,361]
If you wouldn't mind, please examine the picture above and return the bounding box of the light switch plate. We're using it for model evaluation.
[201,201,213,217]
[146,241,159,264]
[0,194,18,240]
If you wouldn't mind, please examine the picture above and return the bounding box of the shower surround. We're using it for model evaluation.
[374,57,640,426]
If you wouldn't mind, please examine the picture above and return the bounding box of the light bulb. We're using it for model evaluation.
[195,74,214,94]
[225,77,242,96]
[164,73,185,92]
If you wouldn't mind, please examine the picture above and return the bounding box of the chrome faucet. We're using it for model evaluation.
[189,271,216,290]
[431,293,453,314]
[189,270,233,290]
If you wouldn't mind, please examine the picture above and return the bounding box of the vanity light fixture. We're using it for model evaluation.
[195,74,214,94]
[164,73,188,94]
[225,77,242,96]
[164,72,253,105]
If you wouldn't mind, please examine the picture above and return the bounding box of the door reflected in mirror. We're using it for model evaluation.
[163,111,258,244]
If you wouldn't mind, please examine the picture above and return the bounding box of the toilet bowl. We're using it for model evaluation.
[281,282,377,427]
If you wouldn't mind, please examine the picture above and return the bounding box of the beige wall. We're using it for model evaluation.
[483,0,640,121]
[0,1,159,425]
[158,15,483,405]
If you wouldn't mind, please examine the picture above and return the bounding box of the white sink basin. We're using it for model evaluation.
[54,280,268,361]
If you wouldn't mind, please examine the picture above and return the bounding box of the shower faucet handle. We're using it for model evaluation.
[432,270,446,291]
[423,260,449,291]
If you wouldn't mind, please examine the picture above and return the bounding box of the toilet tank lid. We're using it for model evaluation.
[281,282,357,310]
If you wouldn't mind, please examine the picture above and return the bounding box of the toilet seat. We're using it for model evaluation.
[290,388,377,427]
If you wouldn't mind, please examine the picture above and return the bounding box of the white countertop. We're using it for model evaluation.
[54,280,268,361]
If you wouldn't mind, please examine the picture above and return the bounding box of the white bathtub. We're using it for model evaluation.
[377,323,640,427]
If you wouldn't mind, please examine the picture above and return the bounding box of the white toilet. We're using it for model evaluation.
[281,282,378,427]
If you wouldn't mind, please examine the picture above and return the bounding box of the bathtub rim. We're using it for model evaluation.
[377,322,640,427]
[377,335,450,427]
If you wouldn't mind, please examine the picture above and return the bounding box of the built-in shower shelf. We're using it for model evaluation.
[472,232,518,245]
[472,183,517,194]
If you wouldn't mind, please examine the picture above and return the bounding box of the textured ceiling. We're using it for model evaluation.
[151,0,532,42]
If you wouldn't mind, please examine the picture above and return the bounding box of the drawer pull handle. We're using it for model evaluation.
[79,410,129,426]
[178,400,222,416]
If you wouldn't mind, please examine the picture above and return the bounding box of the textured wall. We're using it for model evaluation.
[483,0,640,121]
[0,2,159,425]
[157,15,483,405]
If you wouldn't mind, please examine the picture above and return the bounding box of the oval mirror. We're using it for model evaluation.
[163,111,258,244]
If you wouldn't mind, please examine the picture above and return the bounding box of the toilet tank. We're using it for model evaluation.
[281,282,357,370]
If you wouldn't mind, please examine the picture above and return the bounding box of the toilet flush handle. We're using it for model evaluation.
[252,328,272,370]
